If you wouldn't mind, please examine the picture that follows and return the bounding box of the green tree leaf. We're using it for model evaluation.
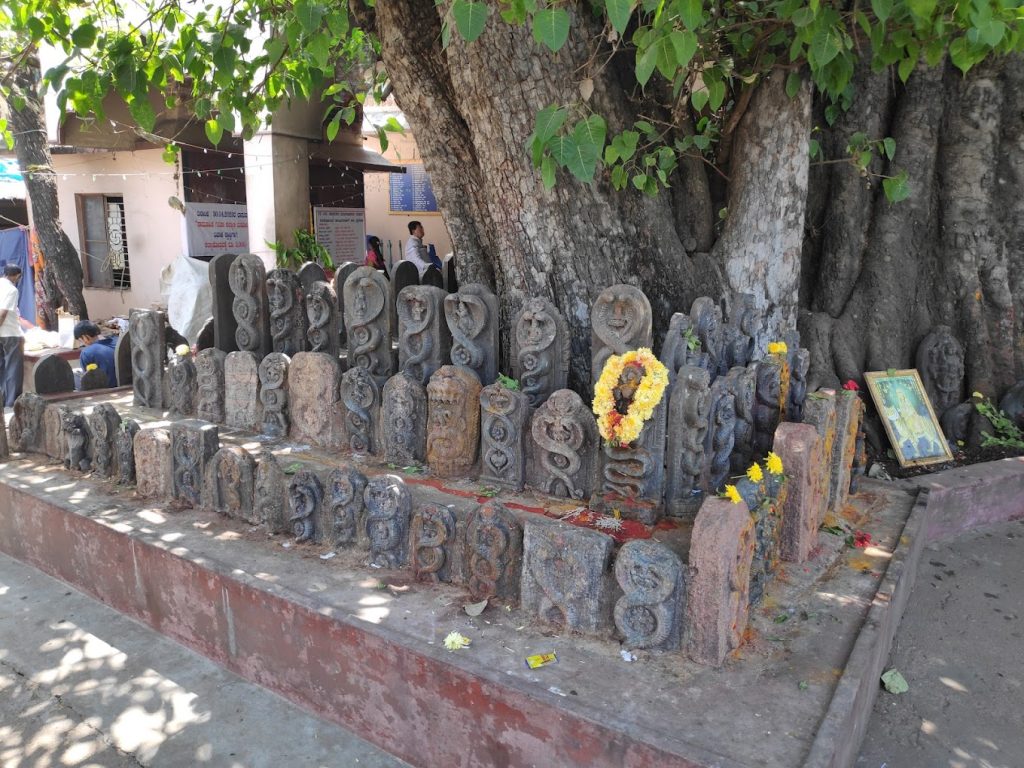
[882,169,910,202]
[534,104,568,143]
[605,0,633,34]
[541,155,557,189]
[205,118,224,145]
[882,136,896,160]
[533,8,570,52]
[669,30,698,69]
[871,0,893,22]
[635,39,659,86]
[71,22,97,48]
[452,0,490,43]
[293,0,324,33]
[678,0,703,30]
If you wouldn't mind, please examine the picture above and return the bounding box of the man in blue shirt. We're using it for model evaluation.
[73,321,118,388]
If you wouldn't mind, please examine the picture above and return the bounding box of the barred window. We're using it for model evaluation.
[76,194,131,289]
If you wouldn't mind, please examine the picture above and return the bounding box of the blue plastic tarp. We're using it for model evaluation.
[0,228,35,322]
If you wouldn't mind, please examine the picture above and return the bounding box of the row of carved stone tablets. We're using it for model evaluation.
[129,309,165,409]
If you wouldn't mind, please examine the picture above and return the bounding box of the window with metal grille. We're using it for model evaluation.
[76,194,131,289]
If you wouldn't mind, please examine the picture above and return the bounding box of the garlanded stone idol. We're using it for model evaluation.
[115,418,141,485]
[511,297,569,407]
[529,389,598,500]
[397,285,451,385]
[258,352,290,438]
[305,280,340,356]
[229,254,270,356]
[444,284,500,386]
[916,325,965,417]
[170,420,219,508]
[614,539,686,650]
[466,502,523,602]
[426,366,482,478]
[340,366,381,455]
[195,348,227,423]
[381,372,427,465]
[325,466,368,547]
[410,503,458,583]
[520,519,614,634]
[266,268,307,357]
[479,382,530,492]
[167,354,197,419]
[665,366,711,516]
[591,285,652,386]
[129,309,164,408]
[87,403,121,479]
[364,474,412,569]
[288,469,323,543]
[344,266,393,380]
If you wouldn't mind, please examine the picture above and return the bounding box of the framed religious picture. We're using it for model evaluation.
[864,369,954,468]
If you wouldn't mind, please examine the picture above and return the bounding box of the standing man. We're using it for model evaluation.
[404,220,430,278]
[73,320,119,388]
[0,264,30,407]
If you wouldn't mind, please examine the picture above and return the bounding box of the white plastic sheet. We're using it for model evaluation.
[164,253,212,344]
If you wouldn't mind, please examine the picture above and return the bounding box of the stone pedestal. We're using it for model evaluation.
[774,422,828,563]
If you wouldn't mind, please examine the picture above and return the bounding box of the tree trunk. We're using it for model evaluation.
[5,56,89,320]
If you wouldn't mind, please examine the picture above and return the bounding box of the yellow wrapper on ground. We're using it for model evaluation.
[525,652,557,669]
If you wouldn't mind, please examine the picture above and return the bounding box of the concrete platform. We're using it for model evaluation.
[2,393,1022,768]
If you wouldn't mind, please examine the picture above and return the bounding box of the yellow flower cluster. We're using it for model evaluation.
[85,363,98,372]
[766,451,784,475]
[767,341,788,355]
[724,484,742,504]
[746,462,763,483]
[443,631,471,650]
[592,348,669,447]
[175,343,191,357]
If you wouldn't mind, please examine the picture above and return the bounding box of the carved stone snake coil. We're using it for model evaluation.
[445,294,486,371]
[305,283,335,353]
[481,387,516,477]
[288,470,322,543]
[467,506,513,599]
[196,351,224,422]
[341,368,377,453]
[328,468,365,546]
[614,541,679,649]
[130,312,159,406]
[168,358,196,416]
[412,504,454,582]
[528,537,588,628]
[602,441,652,498]
[346,276,387,374]
[229,257,263,352]
[173,431,201,504]
[398,293,434,382]
[532,394,586,499]
[259,354,289,434]
[365,476,409,569]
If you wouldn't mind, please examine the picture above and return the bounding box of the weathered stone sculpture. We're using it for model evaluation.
[661,312,711,383]
[228,254,270,356]
[752,358,784,456]
[134,428,172,499]
[305,280,340,356]
[521,519,614,634]
[208,252,239,354]
[33,354,74,394]
[325,466,368,547]
[364,474,412,569]
[255,450,287,532]
[397,285,451,385]
[170,420,219,508]
[340,366,381,454]
[289,352,342,448]
[723,366,757,473]
[445,284,499,386]
[529,389,598,500]
[614,539,686,650]
[916,325,965,417]
[787,348,811,422]
[390,260,420,334]
[381,372,427,465]
[702,380,736,493]
[689,297,723,381]
[410,504,458,583]
[80,367,108,390]
[665,366,711,517]
[591,285,652,385]
[224,351,262,431]
[999,381,1024,431]
[167,354,197,418]
[720,293,760,372]
[511,297,569,407]
[115,418,140,485]
[39,404,64,462]
[333,261,359,348]
[344,266,393,380]
[205,446,256,522]
[129,309,164,408]
[288,469,323,543]
[114,331,133,386]
[61,408,91,472]
[426,365,481,478]
[9,393,45,454]
[258,352,290,438]
[87,403,121,478]
[466,502,523,602]
[479,382,530,492]
[266,268,307,357]
[195,348,227,423]
[297,262,327,296]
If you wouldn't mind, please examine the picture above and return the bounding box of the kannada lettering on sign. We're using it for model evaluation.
[389,165,439,214]
[185,203,250,258]
[313,207,365,265]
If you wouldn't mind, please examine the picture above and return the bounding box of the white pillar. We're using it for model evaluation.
[243,132,311,271]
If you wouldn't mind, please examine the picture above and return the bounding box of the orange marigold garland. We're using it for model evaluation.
[592,348,669,447]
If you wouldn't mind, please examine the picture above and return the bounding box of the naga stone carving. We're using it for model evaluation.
[115,418,141,485]
[661,312,711,384]
[702,380,736,493]
[752,358,784,456]
[224,351,262,431]
[255,450,287,532]
[444,284,499,386]
[304,280,340,356]
[591,285,652,386]
[205,446,256,522]
[665,366,712,517]
[129,309,165,408]
[529,389,599,500]
[364,474,412,569]
[61,408,91,471]
[787,348,811,422]
[10,393,45,453]
[340,366,381,455]
[266,268,307,356]
[466,502,523,602]
[381,372,427,465]
[426,365,482,478]
[916,325,965,417]
[195,348,227,423]
[521,519,614,634]
[170,420,219,508]
[397,285,451,385]
[479,382,530,492]
[511,297,569,407]
[288,469,324,543]
[723,366,757,473]
[720,293,761,372]
[344,266,393,380]
[289,352,343,449]
[87,403,121,479]
[40,404,65,462]
[228,254,270,356]
[134,428,173,499]
[325,465,368,547]
[333,261,359,348]
[258,352,290,438]
[297,262,328,296]
[614,539,687,650]
[689,297,723,382]
[410,503,458,583]
[390,260,420,335]
[167,354,198,419]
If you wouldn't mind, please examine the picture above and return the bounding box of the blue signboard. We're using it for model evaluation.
[389,164,439,214]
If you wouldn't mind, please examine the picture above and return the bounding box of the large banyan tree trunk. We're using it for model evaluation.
[363,0,1022,399]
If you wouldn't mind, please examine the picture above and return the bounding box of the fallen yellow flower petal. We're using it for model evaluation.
[443,631,471,651]
[746,463,763,483]
[766,452,784,475]
[175,344,191,357]
[724,484,742,504]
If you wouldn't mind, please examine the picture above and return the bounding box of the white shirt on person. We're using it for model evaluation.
[0,277,22,337]
[404,235,430,278]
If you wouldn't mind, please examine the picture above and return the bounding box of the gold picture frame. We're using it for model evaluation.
[864,369,954,468]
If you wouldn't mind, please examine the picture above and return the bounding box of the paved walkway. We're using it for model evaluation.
[0,551,408,768]
[858,518,1024,768]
